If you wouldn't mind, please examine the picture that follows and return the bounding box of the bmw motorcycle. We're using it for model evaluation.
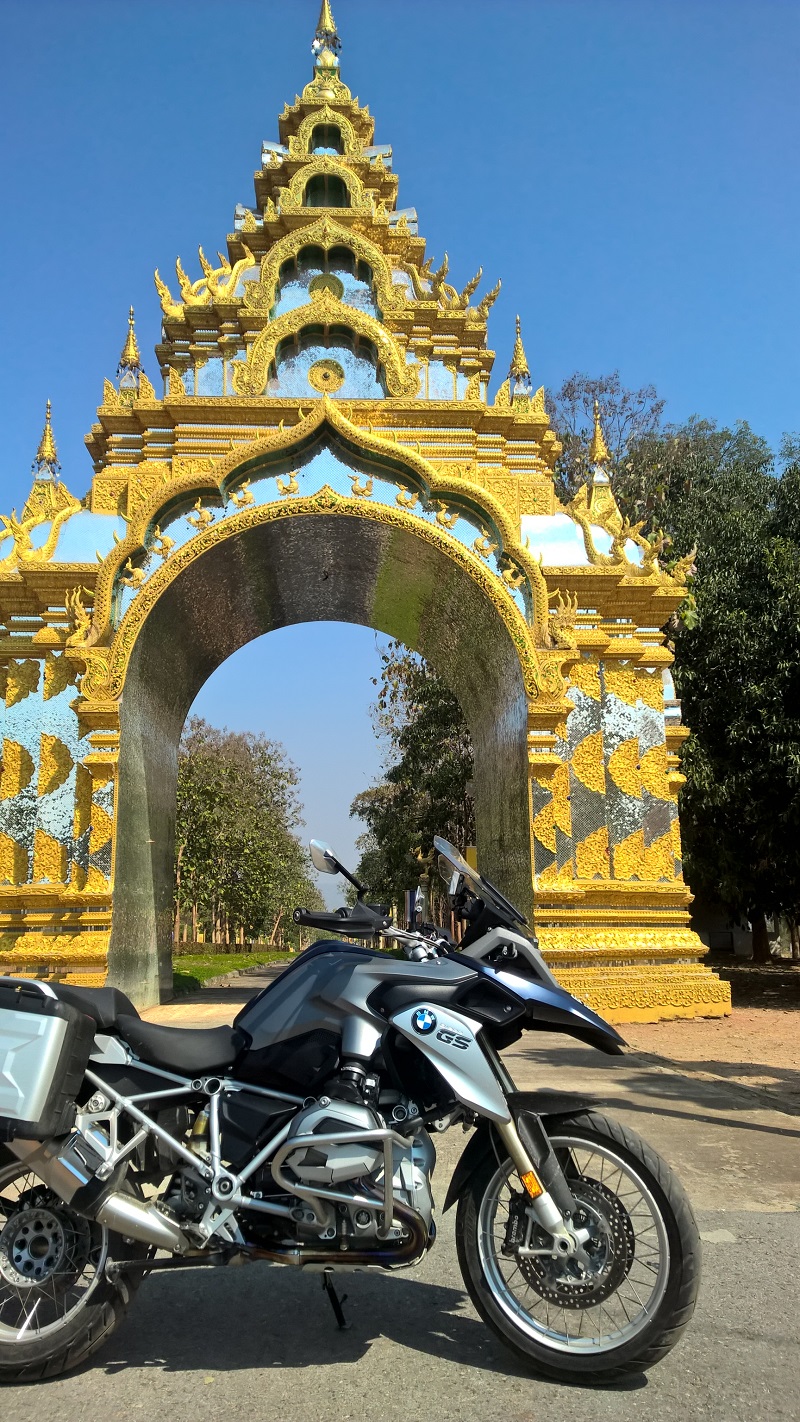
[0,837,699,1384]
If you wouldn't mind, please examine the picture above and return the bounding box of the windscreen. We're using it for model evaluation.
[433,836,527,926]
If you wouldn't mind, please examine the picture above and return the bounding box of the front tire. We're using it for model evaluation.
[0,1148,148,1383]
[456,1111,701,1383]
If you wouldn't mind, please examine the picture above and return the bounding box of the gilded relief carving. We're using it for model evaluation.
[231,289,418,397]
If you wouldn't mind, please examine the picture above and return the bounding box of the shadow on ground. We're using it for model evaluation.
[510,1038,800,1130]
[715,962,800,1009]
[97,1265,645,1391]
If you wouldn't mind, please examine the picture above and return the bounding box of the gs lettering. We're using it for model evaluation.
[436,1027,470,1050]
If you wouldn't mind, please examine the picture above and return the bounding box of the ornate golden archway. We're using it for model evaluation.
[0,7,729,1019]
[66,405,573,1005]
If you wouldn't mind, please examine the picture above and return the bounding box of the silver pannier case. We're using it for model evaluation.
[0,977,96,1140]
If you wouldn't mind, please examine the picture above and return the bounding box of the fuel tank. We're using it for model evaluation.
[234,941,477,1094]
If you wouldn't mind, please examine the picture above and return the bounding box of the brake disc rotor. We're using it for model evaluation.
[518,1175,636,1309]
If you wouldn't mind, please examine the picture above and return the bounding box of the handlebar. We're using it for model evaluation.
[291,903,452,962]
[292,902,391,937]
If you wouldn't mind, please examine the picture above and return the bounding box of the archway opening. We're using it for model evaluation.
[310,123,344,155]
[170,623,390,972]
[304,173,350,208]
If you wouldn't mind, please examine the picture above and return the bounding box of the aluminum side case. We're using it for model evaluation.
[0,978,96,1139]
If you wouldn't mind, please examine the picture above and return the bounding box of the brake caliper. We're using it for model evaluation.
[501,1190,531,1256]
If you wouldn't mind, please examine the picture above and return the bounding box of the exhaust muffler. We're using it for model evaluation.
[7,1132,189,1254]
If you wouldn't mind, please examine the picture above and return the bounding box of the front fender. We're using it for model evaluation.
[442,1089,597,1212]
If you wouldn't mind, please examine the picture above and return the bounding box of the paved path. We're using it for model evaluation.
[4,971,798,1419]
[141,965,286,1024]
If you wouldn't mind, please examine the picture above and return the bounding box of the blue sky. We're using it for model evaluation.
[2,1,798,895]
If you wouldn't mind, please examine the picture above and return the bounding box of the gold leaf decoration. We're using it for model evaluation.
[308,358,345,393]
[0,741,35,799]
[37,735,74,797]
[5,660,40,707]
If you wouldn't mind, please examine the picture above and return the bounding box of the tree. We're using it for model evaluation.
[547,370,665,504]
[350,642,475,911]
[551,373,800,957]
[667,449,800,956]
[174,717,323,949]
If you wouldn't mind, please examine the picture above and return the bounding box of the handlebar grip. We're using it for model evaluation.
[292,907,348,928]
[292,904,391,936]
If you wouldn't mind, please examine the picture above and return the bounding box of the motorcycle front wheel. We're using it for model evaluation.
[0,1149,148,1383]
[456,1111,701,1384]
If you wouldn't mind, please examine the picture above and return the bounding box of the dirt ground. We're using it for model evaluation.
[625,963,800,1112]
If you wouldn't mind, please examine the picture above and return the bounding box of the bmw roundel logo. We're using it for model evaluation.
[412,1007,437,1035]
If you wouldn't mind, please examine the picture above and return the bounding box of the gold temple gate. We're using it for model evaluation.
[0,6,730,1020]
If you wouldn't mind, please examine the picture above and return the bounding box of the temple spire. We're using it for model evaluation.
[317,0,338,37]
[589,398,610,467]
[312,0,341,69]
[508,315,532,399]
[32,399,61,480]
[117,306,143,395]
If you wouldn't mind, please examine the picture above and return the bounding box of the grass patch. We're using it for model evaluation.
[172,951,293,996]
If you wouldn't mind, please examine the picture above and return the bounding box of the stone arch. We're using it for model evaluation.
[70,408,572,1006]
[86,401,554,650]
[108,499,536,1006]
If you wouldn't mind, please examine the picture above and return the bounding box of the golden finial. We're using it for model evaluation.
[313,0,341,61]
[33,399,61,479]
[509,315,530,380]
[589,398,610,466]
[317,0,338,35]
[118,305,142,377]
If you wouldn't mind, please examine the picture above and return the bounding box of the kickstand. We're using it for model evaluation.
[321,1267,350,1330]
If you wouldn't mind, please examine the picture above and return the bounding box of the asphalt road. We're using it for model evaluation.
[3,1006,799,1420]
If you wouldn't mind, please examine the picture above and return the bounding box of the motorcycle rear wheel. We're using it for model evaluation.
[0,1148,147,1383]
[456,1111,701,1383]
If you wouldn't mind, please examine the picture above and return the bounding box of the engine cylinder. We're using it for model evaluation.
[284,1099,384,1185]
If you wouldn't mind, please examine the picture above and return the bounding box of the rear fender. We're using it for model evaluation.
[442,1090,597,1213]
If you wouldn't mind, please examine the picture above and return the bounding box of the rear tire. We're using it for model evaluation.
[0,1147,148,1383]
[456,1111,701,1383]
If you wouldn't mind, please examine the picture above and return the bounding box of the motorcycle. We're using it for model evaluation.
[0,836,700,1384]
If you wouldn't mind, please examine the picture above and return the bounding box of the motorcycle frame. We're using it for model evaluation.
[80,1052,423,1249]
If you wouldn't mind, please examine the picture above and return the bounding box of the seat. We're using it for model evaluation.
[115,1015,246,1075]
[52,984,140,1031]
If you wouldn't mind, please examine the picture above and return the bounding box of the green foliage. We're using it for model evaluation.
[613,419,800,928]
[554,373,800,939]
[666,456,800,929]
[548,370,665,504]
[173,717,324,949]
[350,642,474,908]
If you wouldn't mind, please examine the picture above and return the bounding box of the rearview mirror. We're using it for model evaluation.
[310,839,339,875]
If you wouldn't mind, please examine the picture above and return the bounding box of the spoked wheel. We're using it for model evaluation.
[0,1150,147,1382]
[456,1112,701,1383]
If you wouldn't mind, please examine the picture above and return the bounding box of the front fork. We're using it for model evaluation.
[494,1117,583,1260]
[481,1041,584,1261]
